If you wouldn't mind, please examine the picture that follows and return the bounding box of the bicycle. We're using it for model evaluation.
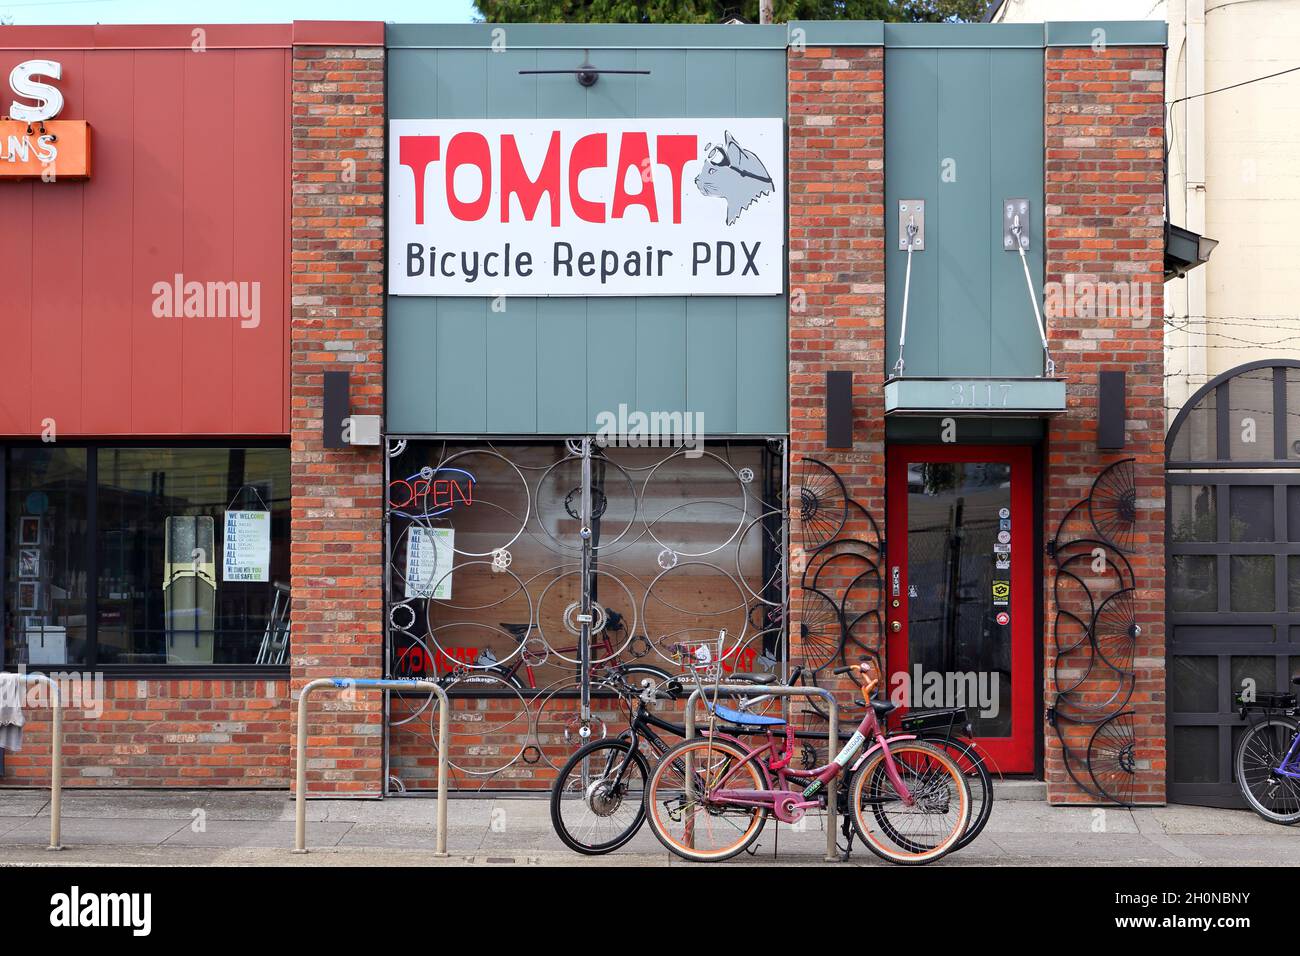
[642,645,972,864]
[785,649,994,857]
[549,661,823,854]
[550,661,994,856]
[1234,678,1300,825]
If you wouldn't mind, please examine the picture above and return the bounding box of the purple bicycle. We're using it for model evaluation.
[1235,678,1300,824]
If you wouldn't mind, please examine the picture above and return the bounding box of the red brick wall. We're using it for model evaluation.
[289,40,387,794]
[2,680,289,786]
[787,45,887,676]
[1043,46,1166,803]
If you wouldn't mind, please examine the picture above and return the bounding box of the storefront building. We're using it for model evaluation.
[0,20,383,787]
[8,18,1270,811]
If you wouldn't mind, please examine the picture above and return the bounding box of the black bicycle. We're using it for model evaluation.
[549,663,994,856]
[549,662,832,854]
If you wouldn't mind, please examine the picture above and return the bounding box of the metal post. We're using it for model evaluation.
[578,437,592,733]
[294,677,449,857]
[684,684,840,863]
[21,674,63,851]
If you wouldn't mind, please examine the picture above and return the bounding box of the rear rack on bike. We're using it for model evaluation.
[1236,690,1297,718]
[898,706,973,738]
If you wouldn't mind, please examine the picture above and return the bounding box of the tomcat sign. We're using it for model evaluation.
[390,118,784,296]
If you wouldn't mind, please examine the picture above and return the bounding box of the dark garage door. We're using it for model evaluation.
[1166,360,1300,807]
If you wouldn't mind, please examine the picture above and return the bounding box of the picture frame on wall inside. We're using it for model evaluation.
[18,549,39,578]
[18,580,41,611]
[18,515,41,546]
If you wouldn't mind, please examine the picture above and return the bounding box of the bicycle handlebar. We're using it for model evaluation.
[832,660,880,695]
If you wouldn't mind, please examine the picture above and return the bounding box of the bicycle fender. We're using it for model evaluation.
[848,734,917,773]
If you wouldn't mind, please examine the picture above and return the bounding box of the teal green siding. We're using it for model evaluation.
[389,296,784,435]
[885,46,1045,379]
[386,42,788,436]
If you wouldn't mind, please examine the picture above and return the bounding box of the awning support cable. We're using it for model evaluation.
[1012,217,1055,377]
[892,217,918,378]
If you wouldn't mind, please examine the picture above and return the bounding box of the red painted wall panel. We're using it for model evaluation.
[0,46,290,437]
[181,50,236,434]
[232,50,289,435]
[0,174,34,434]
[81,50,135,435]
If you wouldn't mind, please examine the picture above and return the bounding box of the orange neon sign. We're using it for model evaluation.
[0,120,91,179]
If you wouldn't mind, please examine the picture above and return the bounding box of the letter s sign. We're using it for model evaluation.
[9,60,64,123]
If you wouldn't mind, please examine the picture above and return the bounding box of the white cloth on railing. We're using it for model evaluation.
[0,673,25,752]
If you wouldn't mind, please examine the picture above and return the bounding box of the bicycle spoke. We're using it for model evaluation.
[851,742,969,864]
[645,738,767,861]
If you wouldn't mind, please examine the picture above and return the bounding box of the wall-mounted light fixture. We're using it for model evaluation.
[519,50,650,88]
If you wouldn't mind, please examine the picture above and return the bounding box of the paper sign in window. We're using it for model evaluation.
[223,510,271,583]
[405,526,454,600]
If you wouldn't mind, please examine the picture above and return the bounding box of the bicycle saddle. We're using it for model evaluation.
[855,697,897,718]
[707,701,786,727]
[729,671,776,684]
[497,622,531,641]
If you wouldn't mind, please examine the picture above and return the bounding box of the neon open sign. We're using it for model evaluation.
[388,467,475,518]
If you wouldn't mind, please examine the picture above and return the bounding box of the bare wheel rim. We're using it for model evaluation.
[1087,457,1138,553]
[1087,711,1138,807]
[796,586,843,673]
[431,671,531,777]
[793,457,848,553]
[531,676,631,771]
[1092,587,1138,673]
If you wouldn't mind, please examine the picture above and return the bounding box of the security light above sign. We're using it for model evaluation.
[390,118,784,296]
[1,59,91,180]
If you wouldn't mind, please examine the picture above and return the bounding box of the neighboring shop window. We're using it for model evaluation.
[2,446,290,670]
[5,448,91,667]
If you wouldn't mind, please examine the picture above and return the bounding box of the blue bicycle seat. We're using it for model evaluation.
[708,701,786,726]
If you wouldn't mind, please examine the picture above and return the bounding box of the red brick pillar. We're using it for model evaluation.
[1043,44,1166,803]
[289,27,386,794]
[787,44,886,665]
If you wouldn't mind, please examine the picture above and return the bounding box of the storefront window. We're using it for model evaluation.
[4,448,91,667]
[2,445,289,670]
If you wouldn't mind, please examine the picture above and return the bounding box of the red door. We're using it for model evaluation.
[885,445,1035,773]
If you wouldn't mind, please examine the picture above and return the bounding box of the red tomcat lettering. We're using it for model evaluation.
[399,135,440,225]
[501,131,561,226]
[568,132,606,223]
[445,132,493,221]
[656,134,696,225]
[401,129,704,225]
[611,131,657,223]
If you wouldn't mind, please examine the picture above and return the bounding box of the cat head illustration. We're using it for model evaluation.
[694,132,774,226]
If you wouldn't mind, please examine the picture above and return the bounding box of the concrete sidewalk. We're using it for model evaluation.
[0,787,1297,866]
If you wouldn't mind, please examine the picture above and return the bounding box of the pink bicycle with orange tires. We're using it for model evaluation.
[643,656,972,864]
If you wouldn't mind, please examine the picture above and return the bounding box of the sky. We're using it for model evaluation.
[0,0,480,25]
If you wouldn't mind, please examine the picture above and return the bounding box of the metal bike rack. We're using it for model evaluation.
[294,678,449,857]
[11,673,64,851]
[683,684,840,863]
